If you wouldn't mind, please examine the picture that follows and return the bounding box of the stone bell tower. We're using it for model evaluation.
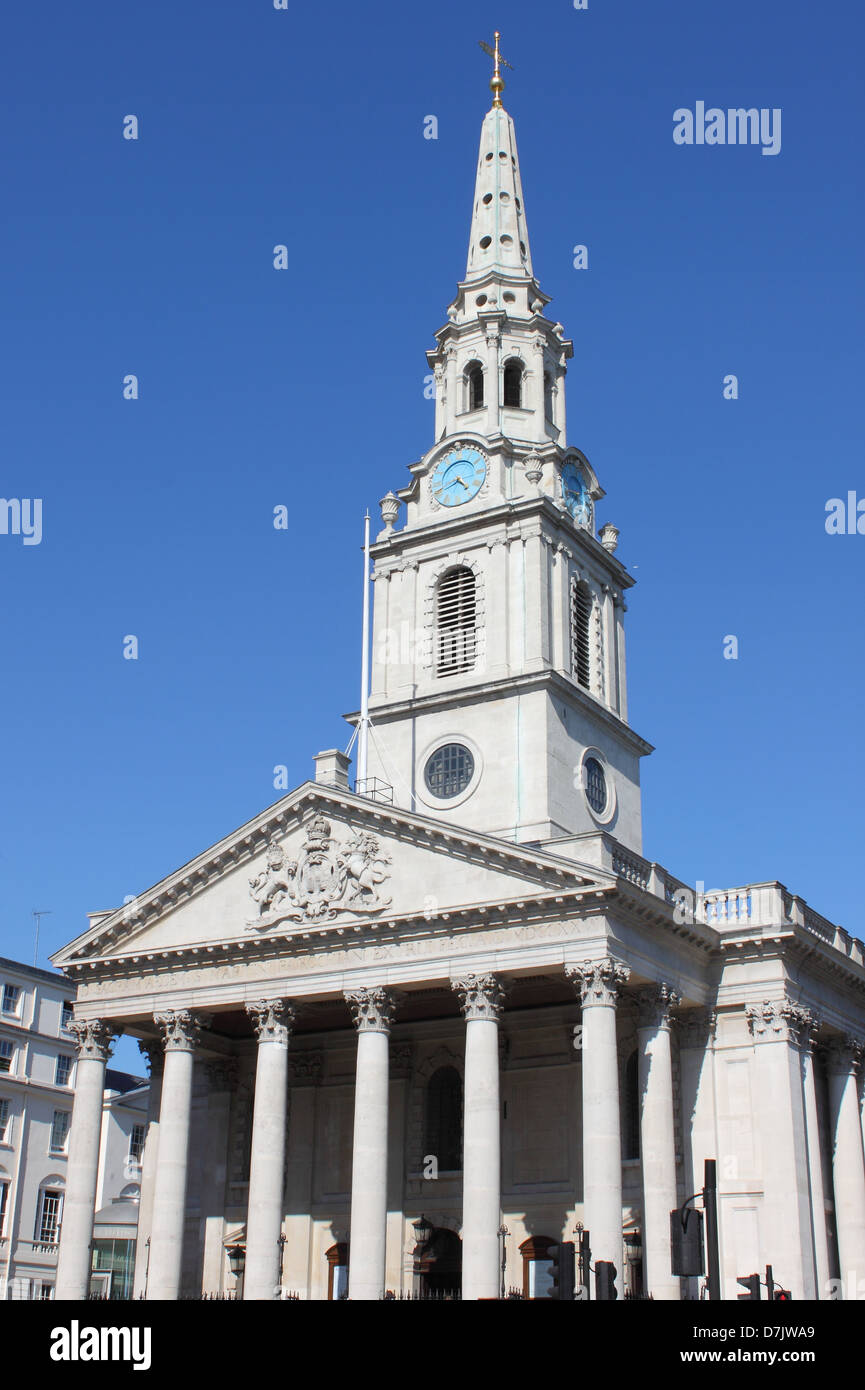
[355,40,653,852]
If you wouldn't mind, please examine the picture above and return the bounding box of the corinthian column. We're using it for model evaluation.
[345,987,396,1300]
[243,999,294,1300]
[827,1036,865,1295]
[567,958,630,1273]
[55,1019,116,1300]
[636,984,681,1300]
[146,1010,203,1300]
[799,1013,831,1299]
[453,972,505,1300]
[132,1040,164,1298]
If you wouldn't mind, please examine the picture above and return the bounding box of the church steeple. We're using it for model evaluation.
[464,101,534,283]
[358,40,652,853]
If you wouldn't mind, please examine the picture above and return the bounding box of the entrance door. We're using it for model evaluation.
[416,1227,462,1297]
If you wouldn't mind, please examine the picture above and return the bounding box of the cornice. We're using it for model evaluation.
[354,668,654,759]
[717,927,865,999]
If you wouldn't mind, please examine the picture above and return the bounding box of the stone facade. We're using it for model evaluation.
[50,75,865,1302]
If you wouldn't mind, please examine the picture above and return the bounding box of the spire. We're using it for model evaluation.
[466,35,533,283]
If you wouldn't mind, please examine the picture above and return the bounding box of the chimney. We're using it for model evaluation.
[313,749,352,792]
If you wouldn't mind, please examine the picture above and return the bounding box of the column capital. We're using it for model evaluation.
[675,1007,716,1049]
[452,972,505,1022]
[636,983,681,1030]
[138,1038,164,1078]
[154,1009,204,1053]
[245,998,295,1045]
[826,1034,865,1075]
[67,1018,117,1062]
[746,998,815,1046]
[566,958,630,1008]
[345,986,397,1034]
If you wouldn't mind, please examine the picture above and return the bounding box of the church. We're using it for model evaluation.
[52,40,865,1302]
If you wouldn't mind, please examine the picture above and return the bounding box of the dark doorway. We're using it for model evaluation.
[414,1227,462,1296]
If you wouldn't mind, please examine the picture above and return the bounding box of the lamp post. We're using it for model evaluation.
[226,1244,246,1299]
[498,1224,509,1299]
[412,1216,433,1298]
[277,1232,287,1298]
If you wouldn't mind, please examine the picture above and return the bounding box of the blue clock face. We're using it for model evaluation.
[562,461,592,527]
[431,446,487,507]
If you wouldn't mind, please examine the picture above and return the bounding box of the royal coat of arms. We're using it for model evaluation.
[247,816,392,930]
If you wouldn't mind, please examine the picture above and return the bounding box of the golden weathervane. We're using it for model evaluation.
[478,31,513,108]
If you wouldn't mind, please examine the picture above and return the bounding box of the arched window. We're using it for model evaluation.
[34,1179,64,1248]
[570,579,592,690]
[520,1236,557,1298]
[503,359,523,407]
[623,1049,640,1160]
[465,362,484,412]
[326,1243,348,1300]
[435,567,477,676]
[424,1066,463,1171]
[118,1183,141,1204]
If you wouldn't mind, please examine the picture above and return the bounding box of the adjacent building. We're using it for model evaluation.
[0,956,146,1298]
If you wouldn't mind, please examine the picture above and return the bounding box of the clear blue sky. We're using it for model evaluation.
[2,0,863,1046]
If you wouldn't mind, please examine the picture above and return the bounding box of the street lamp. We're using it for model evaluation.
[226,1244,246,1298]
[498,1224,509,1299]
[412,1214,433,1249]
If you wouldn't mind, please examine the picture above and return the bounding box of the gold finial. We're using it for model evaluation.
[478,30,513,108]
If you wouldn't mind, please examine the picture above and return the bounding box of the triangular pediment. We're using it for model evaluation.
[52,783,614,968]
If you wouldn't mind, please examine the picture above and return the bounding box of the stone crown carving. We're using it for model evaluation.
[636,983,681,1030]
[245,999,295,1045]
[247,819,392,930]
[826,1035,865,1074]
[746,999,816,1047]
[154,1009,204,1053]
[68,1019,116,1063]
[138,1038,165,1077]
[344,987,397,1034]
[676,1008,717,1050]
[566,959,630,1008]
[452,973,505,1021]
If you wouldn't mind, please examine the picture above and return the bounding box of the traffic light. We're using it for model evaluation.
[774,1288,793,1301]
[670,1207,704,1277]
[550,1241,576,1300]
[595,1260,617,1301]
[737,1273,760,1300]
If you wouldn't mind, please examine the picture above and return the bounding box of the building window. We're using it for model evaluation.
[465,361,484,412]
[61,1001,74,1032]
[0,1100,10,1144]
[128,1124,146,1164]
[325,1243,348,1300]
[570,578,593,690]
[424,1066,463,1171]
[54,1055,73,1087]
[623,1049,640,1161]
[50,1111,71,1154]
[435,566,477,676]
[0,1040,13,1075]
[520,1236,557,1298]
[0,1180,8,1237]
[502,359,523,407]
[39,1283,54,1300]
[584,757,607,816]
[1,985,21,1017]
[35,1189,63,1246]
[424,744,475,800]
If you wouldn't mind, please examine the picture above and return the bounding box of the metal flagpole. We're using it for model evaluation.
[357,511,371,791]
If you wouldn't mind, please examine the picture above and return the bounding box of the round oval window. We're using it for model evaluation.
[584,757,607,815]
[424,744,475,799]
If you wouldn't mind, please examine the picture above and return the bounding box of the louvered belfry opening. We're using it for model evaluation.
[466,362,484,411]
[503,359,522,407]
[435,566,477,676]
[571,578,592,689]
